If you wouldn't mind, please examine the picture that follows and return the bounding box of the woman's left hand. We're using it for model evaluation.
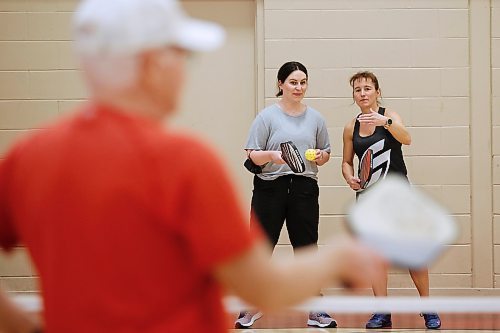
[313,149,330,166]
[312,149,323,162]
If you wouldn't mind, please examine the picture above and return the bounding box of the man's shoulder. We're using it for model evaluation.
[7,109,82,152]
[158,129,223,165]
[161,129,215,151]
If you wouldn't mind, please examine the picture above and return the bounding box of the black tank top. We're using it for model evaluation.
[353,107,408,189]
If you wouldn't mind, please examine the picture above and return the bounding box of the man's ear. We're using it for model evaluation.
[136,50,157,87]
[138,50,154,73]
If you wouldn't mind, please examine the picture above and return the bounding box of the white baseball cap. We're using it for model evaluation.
[73,0,226,56]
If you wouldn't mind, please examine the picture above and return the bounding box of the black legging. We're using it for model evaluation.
[250,174,319,250]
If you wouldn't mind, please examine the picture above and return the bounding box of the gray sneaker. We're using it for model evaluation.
[234,310,263,328]
[307,311,337,328]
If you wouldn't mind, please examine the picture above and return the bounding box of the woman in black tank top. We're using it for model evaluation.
[352,107,408,184]
[342,73,411,192]
[341,71,441,330]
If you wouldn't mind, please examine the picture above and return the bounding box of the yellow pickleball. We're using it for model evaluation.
[305,149,317,161]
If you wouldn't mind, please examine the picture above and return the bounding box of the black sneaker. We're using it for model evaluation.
[366,313,392,329]
[422,312,441,329]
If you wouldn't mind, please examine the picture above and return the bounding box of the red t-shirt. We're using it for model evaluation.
[0,103,261,333]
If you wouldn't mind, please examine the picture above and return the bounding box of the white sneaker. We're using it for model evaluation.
[307,311,337,328]
[234,310,263,328]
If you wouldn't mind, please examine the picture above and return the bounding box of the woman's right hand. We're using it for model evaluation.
[347,176,361,191]
[269,151,286,165]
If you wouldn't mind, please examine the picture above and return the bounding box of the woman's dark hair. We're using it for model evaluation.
[276,61,308,97]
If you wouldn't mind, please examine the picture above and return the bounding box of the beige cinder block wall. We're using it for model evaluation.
[0,0,497,296]
[262,0,496,295]
[0,0,82,292]
[492,0,500,288]
[0,0,257,294]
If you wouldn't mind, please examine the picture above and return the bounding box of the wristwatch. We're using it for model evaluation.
[384,117,392,129]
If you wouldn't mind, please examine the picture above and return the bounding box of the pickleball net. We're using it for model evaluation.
[13,293,500,330]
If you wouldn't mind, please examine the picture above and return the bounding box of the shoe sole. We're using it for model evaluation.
[366,321,392,329]
[426,325,441,329]
[234,312,263,328]
[366,325,392,329]
[307,319,338,328]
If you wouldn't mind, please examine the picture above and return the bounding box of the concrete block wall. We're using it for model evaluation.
[263,0,494,293]
[492,0,500,288]
[0,0,497,294]
[0,0,81,292]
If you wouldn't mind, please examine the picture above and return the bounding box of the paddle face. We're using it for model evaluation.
[280,141,305,173]
[348,176,457,269]
[358,148,373,190]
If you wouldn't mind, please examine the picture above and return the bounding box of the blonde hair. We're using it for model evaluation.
[349,71,380,91]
